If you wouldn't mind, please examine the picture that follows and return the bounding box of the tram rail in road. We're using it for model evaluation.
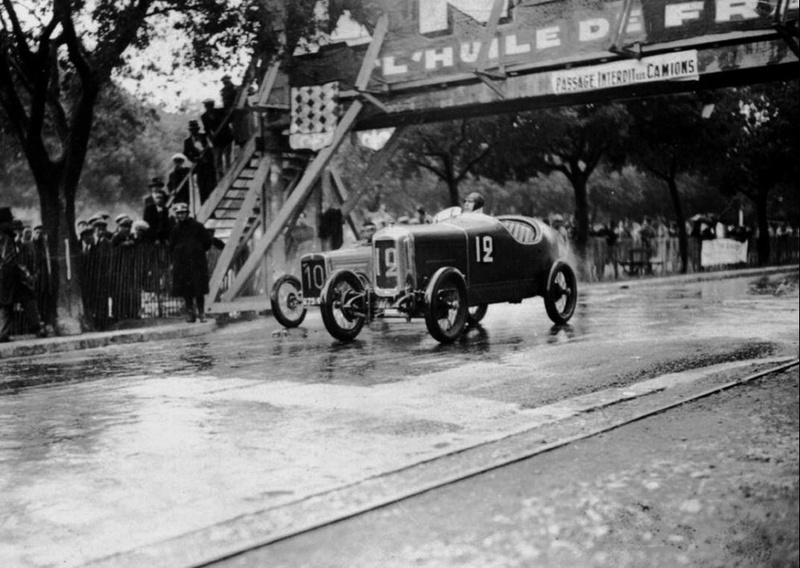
[87,357,799,568]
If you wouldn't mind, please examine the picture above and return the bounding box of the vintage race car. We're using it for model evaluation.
[269,209,489,328]
[318,213,577,343]
[269,245,373,328]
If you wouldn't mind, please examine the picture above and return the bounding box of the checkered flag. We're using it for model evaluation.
[290,81,340,151]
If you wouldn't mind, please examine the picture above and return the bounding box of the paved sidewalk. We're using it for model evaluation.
[0,320,216,360]
[1,265,795,361]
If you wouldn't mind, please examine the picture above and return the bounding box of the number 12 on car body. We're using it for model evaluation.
[476,235,494,262]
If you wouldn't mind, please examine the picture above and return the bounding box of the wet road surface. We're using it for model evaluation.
[0,271,797,567]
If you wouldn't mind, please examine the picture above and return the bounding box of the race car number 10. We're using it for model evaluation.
[475,235,494,263]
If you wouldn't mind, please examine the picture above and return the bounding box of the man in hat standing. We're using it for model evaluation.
[1,207,46,341]
[201,98,233,179]
[183,120,216,204]
[221,74,237,111]
[143,179,172,244]
[169,202,212,323]
[167,153,192,205]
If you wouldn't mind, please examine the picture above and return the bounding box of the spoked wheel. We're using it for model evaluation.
[270,274,306,328]
[467,304,488,325]
[320,270,367,341]
[424,267,469,343]
[544,261,578,325]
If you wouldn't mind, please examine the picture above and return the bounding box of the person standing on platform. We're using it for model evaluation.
[183,120,216,204]
[201,98,233,179]
[167,153,192,206]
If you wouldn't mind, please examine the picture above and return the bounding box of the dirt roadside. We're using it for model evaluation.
[228,367,800,568]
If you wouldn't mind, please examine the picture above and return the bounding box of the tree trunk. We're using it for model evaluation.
[755,188,771,266]
[447,177,460,208]
[38,180,85,334]
[571,173,590,280]
[666,175,689,274]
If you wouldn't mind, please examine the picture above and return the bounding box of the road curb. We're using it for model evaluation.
[0,321,216,360]
[584,265,798,291]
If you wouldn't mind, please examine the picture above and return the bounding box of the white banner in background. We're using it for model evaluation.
[551,50,699,95]
[701,238,749,267]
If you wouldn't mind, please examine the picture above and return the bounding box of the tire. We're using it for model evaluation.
[467,304,488,325]
[424,267,469,343]
[270,275,306,328]
[544,261,578,325]
[320,270,367,342]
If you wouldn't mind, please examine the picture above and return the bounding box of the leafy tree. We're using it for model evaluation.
[705,81,800,265]
[624,93,716,273]
[0,0,317,331]
[395,119,497,207]
[495,104,630,263]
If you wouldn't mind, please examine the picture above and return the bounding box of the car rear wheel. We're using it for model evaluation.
[467,304,488,325]
[270,274,306,328]
[544,261,577,325]
[424,268,468,343]
[320,270,367,341]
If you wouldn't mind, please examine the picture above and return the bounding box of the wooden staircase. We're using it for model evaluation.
[201,15,391,315]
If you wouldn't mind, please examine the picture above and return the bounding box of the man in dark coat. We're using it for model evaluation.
[167,153,192,206]
[201,98,233,178]
[169,202,212,322]
[143,180,172,244]
[1,207,46,341]
[183,120,216,203]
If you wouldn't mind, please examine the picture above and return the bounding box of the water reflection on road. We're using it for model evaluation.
[0,274,790,391]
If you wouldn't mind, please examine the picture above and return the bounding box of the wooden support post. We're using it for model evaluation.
[475,0,506,74]
[607,0,639,58]
[340,126,406,218]
[328,167,360,239]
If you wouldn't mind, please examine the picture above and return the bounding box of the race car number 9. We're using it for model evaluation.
[475,235,494,263]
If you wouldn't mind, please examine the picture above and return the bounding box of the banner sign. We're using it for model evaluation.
[641,0,799,44]
[701,238,749,267]
[365,0,788,85]
[551,50,698,95]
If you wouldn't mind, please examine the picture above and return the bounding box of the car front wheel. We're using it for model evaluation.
[320,270,367,341]
[544,261,577,325]
[270,274,307,328]
[424,267,469,343]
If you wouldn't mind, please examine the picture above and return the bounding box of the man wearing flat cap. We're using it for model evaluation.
[169,202,212,323]
[143,180,172,244]
[109,215,140,320]
[201,98,233,178]
[111,215,135,247]
[183,120,216,203]
[1,207,46,341]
